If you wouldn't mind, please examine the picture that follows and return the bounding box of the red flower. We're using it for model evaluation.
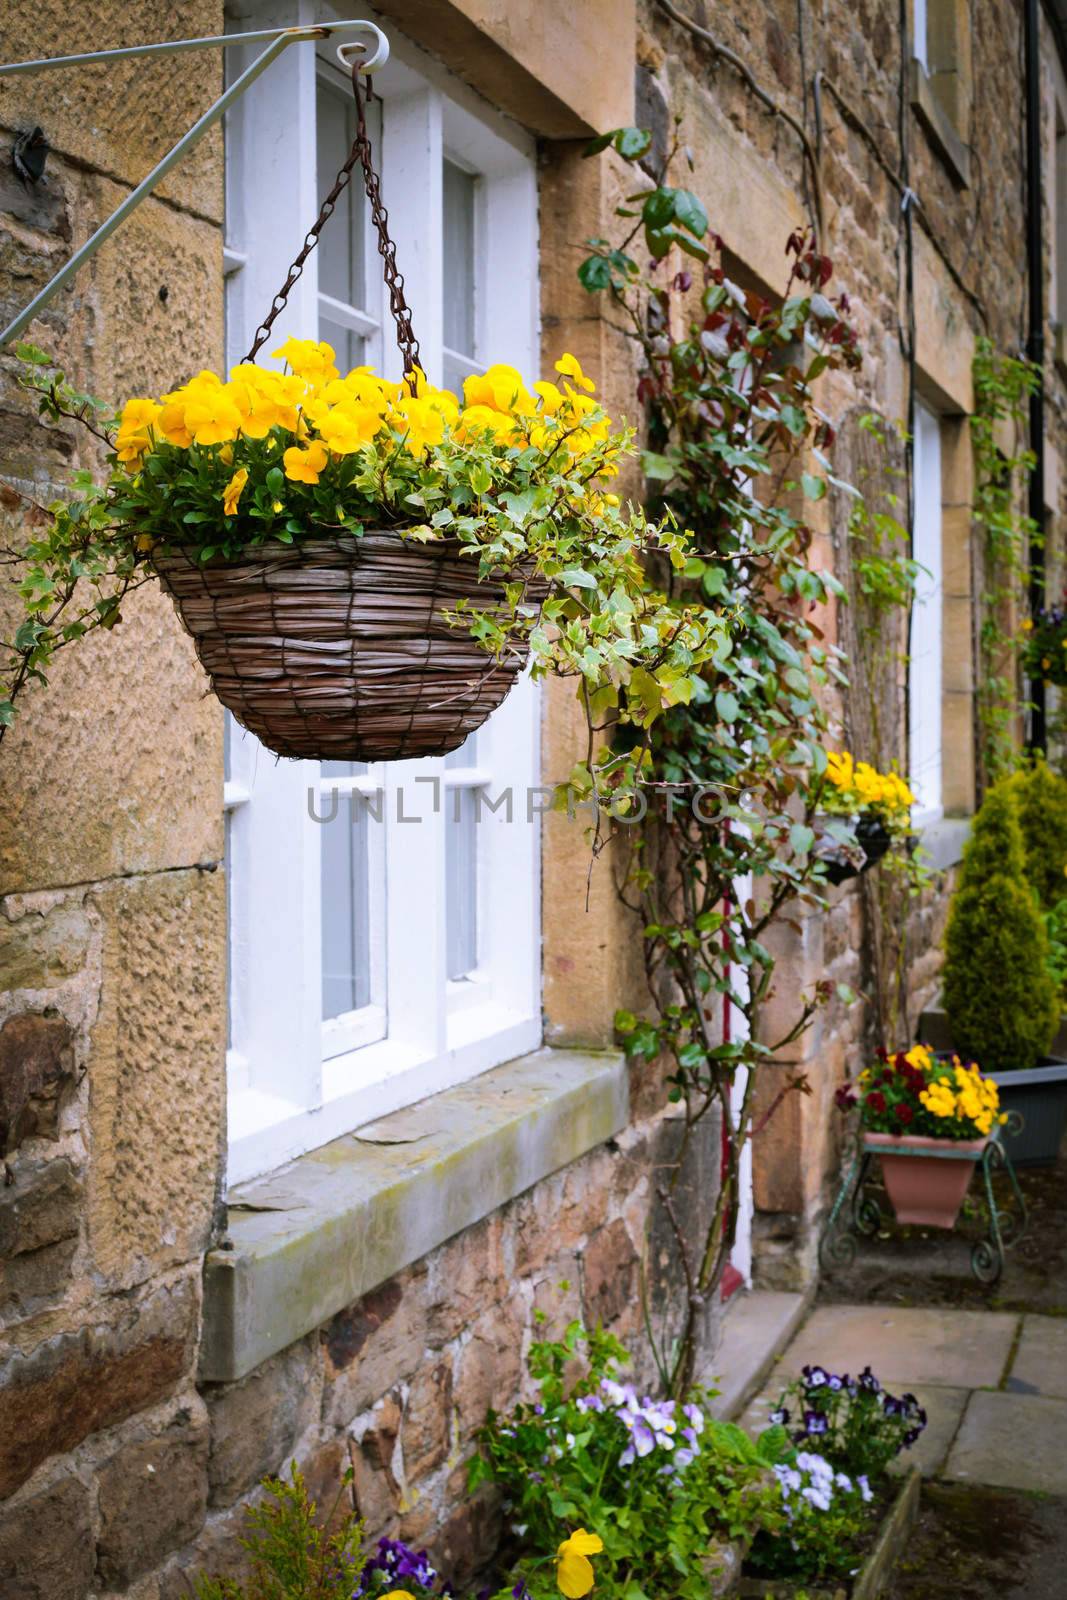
[866,1090,887,1114]
[895,1103,915,1125]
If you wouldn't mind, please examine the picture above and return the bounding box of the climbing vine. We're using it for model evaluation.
[576,126,872,1396]
[971,337,1040,786]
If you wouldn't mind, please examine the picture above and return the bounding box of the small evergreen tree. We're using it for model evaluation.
[193,1466,365,1600]
[1004,760,1067,906]
[942,785,1059,1071]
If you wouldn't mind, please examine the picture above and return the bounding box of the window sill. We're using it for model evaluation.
[200,1045,629,1381]
[910,60,971,189]
[917,811,970,872]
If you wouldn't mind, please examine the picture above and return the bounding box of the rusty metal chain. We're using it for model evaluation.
[243,65,421,376]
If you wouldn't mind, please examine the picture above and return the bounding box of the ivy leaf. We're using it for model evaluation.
[672,188,708,237]
[582,129,618,157]
[715,689,740,723]
[642,188,676,229]
[559,568,597,589]
[578,255,614,292]
[614,126,653,160]
[801,472,827,501]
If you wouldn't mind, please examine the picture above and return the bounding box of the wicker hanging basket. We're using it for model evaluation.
[153,535,543,762]
[152,58,543,763]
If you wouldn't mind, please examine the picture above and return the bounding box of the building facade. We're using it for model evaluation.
[0,0,1063,1593]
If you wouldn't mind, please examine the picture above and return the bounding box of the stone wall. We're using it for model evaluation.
[1,0,1064,1594]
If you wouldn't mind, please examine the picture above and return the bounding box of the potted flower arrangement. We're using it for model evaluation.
[938,776,1067,1165]
[9,341,720,766]
[835,1043,1005,1227]
[470,1321,783,1598]
[1021,599,1067,688]
[741,1361,925,1596]
[814,749,914,885]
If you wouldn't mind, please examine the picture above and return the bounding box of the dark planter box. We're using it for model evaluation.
[738,1467,920,1599]
[917,1008,1067,1166]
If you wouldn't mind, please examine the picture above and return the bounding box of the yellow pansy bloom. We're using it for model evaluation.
[115,397,162,466]
[557,1530,604,1599]
[555,351,596,393]
[222,467,248,517]
[184,385,243,447]
[464,363,534,415]
[271,336,339,385]
[317,404,383,455]
[457,403,517,442]
[282,440,329,484]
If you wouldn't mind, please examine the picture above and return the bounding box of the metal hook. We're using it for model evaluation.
[336,21,389,73]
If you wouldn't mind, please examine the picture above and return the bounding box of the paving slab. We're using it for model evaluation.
[703,1289,810,1419]
[737,1378,969,1479]
[944,1390,1067,1494]
[783,1304,1019,1390]
[1006,1315,1067,1399]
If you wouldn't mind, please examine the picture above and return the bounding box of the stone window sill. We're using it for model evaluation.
[200,1046,628,1381]
[910,61,971,189]
[918,812,970,872]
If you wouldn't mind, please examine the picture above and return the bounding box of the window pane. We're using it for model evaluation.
[321,762,372,1018]
[445,735,478,980]
[317,81,366,310]
[443,159,477,362]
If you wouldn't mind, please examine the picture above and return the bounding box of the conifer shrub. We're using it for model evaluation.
[942,784,1059,1072]
[1003,760,1067,906]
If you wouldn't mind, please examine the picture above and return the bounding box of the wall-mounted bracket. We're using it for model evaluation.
[0,19,389,347]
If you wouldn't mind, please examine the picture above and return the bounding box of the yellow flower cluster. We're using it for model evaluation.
[115,340,617,519]
[825,749,914,814]
[919,1055,1003,1137]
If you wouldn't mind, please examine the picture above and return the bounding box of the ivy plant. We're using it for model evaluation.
[578,125,865,1395]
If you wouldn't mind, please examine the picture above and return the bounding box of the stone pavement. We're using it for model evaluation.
[735,1302,1067,1495]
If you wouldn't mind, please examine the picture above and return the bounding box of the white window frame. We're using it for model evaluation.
[222,1,542,1185]
[908,399,943,825]
[912,0,929,70]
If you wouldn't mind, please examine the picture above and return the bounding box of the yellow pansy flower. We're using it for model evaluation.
[184,385,243,447]
[222,467,248,517]
[557,1530,604,1598]
[271,336,339,385]
[282,440,329,484]
[464,363,534,415]
[317,404,383,455]
[115,397,162,466]
[555,351,596,393]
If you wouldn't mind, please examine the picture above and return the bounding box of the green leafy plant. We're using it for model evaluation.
[942,783,1059,1071]
[471,1320,786,1600]
[1002,759,1067,908]
[577,126,869,1393]
[192,1464,365,1600]
[1044,897,1067,997]
[2,344,729,756]
[971,339,1041,786]
[767,1362,927,1481]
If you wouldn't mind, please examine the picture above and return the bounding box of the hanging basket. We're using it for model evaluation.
[153,533,544,762]
[150,58,544,762]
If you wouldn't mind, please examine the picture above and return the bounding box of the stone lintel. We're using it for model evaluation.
[201,1047,628,1381]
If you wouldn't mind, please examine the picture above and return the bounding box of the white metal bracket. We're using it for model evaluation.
[0,19,389,347]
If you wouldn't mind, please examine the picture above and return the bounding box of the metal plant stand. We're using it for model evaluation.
[819,1119,1028,1284]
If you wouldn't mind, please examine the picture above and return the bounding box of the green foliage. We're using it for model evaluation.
[192,1465,365,1600]
[745,1462,876,1584]
[769,1365,926,1481]
[3,346,730,754]
[942,784,1059,1071]
[970,338,1041,785]
[1003,760,1067,907]
[579,129,869,1392]
[472,1321,784,1600]
[1043,897,1067,996]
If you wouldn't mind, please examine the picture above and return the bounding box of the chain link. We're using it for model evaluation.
[243,65,421,377]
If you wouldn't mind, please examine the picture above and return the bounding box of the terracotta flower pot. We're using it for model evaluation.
[865,1131,988,1228]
